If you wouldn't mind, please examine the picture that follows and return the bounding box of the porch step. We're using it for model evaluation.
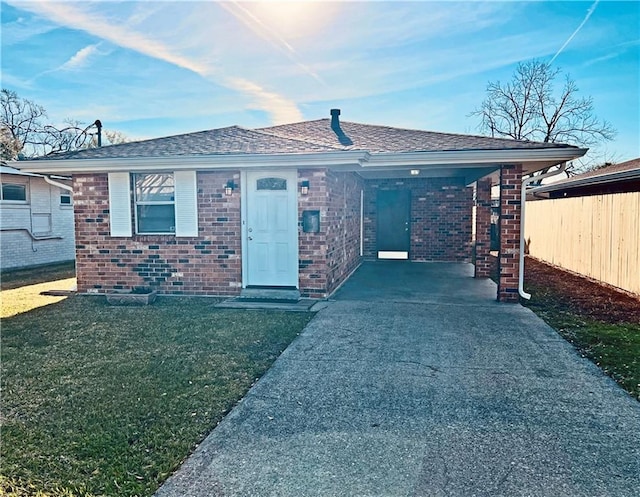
[239,288,301,302]
[215,298,317,312]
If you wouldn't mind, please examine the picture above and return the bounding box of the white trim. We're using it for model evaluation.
[13,151,369,174]
[378,251,408,260]
[12,147,587,175]
[108,172,132,237]
[359,189,364,257]
[240,170,248,289]
[365,148,587,167]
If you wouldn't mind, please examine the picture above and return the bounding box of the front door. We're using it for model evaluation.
[377,189,411,259]
[245,170,298,287]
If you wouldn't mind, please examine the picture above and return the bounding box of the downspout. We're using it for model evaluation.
[43,175,73,192]
[519,162,566,299]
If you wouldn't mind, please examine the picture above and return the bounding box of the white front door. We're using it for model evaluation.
[244,170,298,287]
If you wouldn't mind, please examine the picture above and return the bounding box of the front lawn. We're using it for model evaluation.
[1,296,313,496]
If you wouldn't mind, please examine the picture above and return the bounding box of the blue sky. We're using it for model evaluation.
[2,0,639,164]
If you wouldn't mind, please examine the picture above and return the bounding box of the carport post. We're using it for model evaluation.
[497,164,523,302]
[474,178,492,278]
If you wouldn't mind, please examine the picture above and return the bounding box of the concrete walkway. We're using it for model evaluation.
[155,262,640,497]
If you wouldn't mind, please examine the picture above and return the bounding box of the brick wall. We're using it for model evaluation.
[325,171,363,295]
[474,178,492,277]
[297,169,364,298]
[363,177,473,261]
[497,164,523,302]
[1,176,75,270]
[74,172,242,295]
[298,169,329,297]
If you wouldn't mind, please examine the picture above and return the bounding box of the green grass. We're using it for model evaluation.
[524,282,640,401]
[1,262,76,290]
[1,296,313,496]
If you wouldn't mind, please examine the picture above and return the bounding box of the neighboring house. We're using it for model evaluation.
[530,158,640,199]
[0,164,75,270]
[14,110,586,302]
[526,158,640,295]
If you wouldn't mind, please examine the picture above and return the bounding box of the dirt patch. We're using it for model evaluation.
[524,257,640,325]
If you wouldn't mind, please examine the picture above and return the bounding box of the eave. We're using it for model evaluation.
[11,146,587,185]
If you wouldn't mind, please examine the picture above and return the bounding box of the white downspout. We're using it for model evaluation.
[519,163,566,299]
[43,175,73,192]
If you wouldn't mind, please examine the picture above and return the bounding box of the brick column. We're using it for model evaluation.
[498,164,523,302]
[474,178,492,278]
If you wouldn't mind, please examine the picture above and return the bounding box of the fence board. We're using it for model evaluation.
[526,192,640,295]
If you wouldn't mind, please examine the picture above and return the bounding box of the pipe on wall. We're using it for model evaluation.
[519,163,567,299]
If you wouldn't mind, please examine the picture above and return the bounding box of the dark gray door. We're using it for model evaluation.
[377,190,411,259]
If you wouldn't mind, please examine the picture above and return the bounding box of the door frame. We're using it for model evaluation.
[240,169,299,289]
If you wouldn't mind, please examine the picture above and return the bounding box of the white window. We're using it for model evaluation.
[1,182,27,202]
[134,173,176,234]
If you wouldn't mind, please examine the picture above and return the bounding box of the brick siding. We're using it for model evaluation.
[298,169,363,298]
[74,172,242,295]
[73,170,477,297]
[363,177,473,261]
[497,164,523,302]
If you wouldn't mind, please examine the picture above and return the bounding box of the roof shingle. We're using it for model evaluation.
[34,117,579,161]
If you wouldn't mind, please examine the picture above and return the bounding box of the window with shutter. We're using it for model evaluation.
[107,171,198,238]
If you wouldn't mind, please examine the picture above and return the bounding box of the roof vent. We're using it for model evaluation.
[329,109,353,146]
[330,108,341,128]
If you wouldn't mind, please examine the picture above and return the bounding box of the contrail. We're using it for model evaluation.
[219,1,326,86]
[550,0,600,64]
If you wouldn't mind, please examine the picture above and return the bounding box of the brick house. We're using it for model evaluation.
[15,110,586,302]
[1,164,75,270]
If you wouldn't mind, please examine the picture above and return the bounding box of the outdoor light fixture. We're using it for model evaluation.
[300,180,310,195]
[410,169,420,176]
[224,180,236,196]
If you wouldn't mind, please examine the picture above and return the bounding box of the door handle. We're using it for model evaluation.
[248,236,253,241]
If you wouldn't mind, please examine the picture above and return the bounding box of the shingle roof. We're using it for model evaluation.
[34,117,578,161]
[39,126,342,160]
[567,158,640,181]
[531,157,640,194]
[258,119,575,153]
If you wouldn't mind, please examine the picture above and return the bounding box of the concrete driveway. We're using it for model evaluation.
[155,262,640,497]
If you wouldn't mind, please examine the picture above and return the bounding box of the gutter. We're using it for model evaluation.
[518,163,566,300]
[11,147,588,175]
[12,150,371,174]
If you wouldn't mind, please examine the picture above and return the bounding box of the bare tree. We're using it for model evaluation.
[1,89,127,159]
[1,89,47,159]
[471,61,616,172]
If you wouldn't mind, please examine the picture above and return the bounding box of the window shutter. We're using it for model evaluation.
[174,170,198,237]
[108,172,132,237]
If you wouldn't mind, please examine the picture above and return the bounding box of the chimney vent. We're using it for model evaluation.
[330,108,340,128]
[329,108,353,146]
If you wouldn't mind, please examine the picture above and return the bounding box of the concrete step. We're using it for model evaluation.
[239,288,301,302]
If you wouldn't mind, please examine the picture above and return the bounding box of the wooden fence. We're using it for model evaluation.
[525,192,640,295]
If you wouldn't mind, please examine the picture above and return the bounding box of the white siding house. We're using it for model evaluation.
[1,165,75,270]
